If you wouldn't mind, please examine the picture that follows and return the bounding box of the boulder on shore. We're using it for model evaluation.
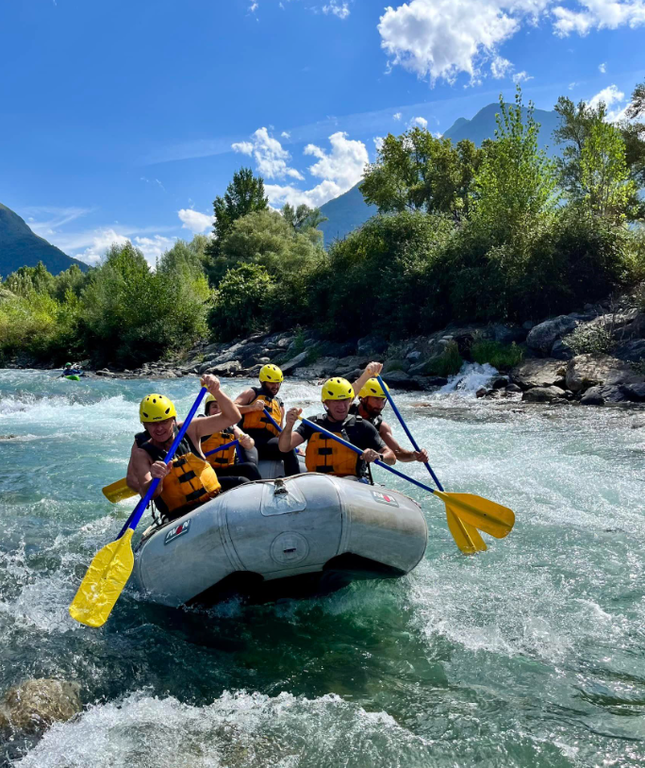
[526,315,579,354]
[0,679,82,735]
[565,353,643,393]
[522,386,567,403]
[510,358,567,390]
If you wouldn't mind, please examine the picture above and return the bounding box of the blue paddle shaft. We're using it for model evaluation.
[375,374,444,492]
[263,408,283,433]
[204,439,239,457]
[119,387,208,537]
[299,416,437,496]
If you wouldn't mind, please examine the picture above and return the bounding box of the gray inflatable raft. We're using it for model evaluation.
[133,472,428,607]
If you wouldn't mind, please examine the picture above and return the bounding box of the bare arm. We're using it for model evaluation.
[232,424,254,449]
[190,376,241,440]
[352,361,383,398]
[278,408,306,452]
[380,422,429,464]
[127,445,166,499]
[234,388,264,414]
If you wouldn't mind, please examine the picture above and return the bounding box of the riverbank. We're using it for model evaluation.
[9,292,645,407]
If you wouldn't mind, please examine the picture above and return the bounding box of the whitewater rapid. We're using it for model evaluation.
[1,368,644,766]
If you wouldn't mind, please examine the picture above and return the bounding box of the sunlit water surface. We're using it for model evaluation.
[0,368,644,767]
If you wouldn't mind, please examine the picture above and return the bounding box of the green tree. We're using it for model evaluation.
[471,88,559,243]
[579,120,637,221]
[210,263,274,341]
[206,168,268,276]
[360,129,482,220]
[281,203,327,236]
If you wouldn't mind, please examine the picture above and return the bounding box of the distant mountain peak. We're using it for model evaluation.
[0,203,89,276]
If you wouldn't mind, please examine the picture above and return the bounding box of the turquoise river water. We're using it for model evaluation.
[0,368,644,767]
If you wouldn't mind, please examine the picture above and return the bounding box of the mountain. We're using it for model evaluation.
[318,103,562,245]
[0,203,88,277]
[442,103,561,156]
[318,184,377,245]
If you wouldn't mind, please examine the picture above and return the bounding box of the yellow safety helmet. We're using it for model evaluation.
[359,378,389,399]
[139,394,177,423]
[259,364,283,383]
[204,393,218,412]
[321,377,354,401]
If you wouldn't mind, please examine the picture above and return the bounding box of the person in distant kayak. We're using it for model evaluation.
[351,363,429,464]
[126,375,246,522]
[235,364,300,476]
[201,393,261,482]
[278,377,395,480]
[61,362,84,377]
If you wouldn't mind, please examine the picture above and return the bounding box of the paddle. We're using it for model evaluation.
[263,407,283,433]
[102,439,240,503]
[69,387,208,628]
[298,416,514,539]
[375,375,486,554]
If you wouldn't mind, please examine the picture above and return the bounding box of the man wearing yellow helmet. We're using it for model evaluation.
[235,364,300,476]
[126,375,244,522]
[278,377,395,480]
[200,393,261,482]
[352,362,429,464]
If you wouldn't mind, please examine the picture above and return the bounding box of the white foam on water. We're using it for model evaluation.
[15,690,429,768]
[438,362,498,396]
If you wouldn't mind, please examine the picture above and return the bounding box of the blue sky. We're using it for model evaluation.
[1,0,644,265]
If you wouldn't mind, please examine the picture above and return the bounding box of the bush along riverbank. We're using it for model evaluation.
[38,289,645,408]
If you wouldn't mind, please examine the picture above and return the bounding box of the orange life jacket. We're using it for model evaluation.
[304,416,362,477]
[137,429,221,520]
[201,428,237,468]
[240,386,282,436]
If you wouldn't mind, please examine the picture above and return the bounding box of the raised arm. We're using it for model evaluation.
[352,361,383,399]
[278,407,306,452]
[190,375,241,439]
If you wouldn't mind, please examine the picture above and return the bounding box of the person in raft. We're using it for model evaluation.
[351,362,429,464]
[278,377,395,480]
[234,364,300,476]
[200,393,261,482]
[126,375,246,523]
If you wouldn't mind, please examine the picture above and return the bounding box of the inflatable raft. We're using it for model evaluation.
[133,472,428,607]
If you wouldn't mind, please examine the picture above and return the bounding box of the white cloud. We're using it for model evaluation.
[553,0,645,37]
[133,235,176,265]
[265,131,369,209]
[599,61,607,73]
[378,0,520,83]
[374,136,385,151]
[249,2,258,13]
[304,131,369,190]
[231,141,254,155]
[73,231,176,267]
[410,116,428,128]
[23,206,93,238]
[393,112,402,120]
[75,230,130,266]
[323,1,350,19]
[588,83,628,121]
[379,0,645,84]
[491,55,513,79]
[178,209,215,234]
[232,127,304,180]
[281,131,291,138]
[512,70,533,83]
[568,81,578,89]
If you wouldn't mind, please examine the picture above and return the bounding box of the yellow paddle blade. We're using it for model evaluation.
[446,506,487,554]
[68,529,135,628]
[102,478,137,503]
[434,490,515,539]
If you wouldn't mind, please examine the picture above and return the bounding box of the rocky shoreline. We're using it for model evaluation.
[12,295,645,407]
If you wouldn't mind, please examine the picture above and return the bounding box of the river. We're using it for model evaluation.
[0,368,643,767]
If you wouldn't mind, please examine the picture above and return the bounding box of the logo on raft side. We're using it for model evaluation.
[164,519,191,545]
[371,491,399,507]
